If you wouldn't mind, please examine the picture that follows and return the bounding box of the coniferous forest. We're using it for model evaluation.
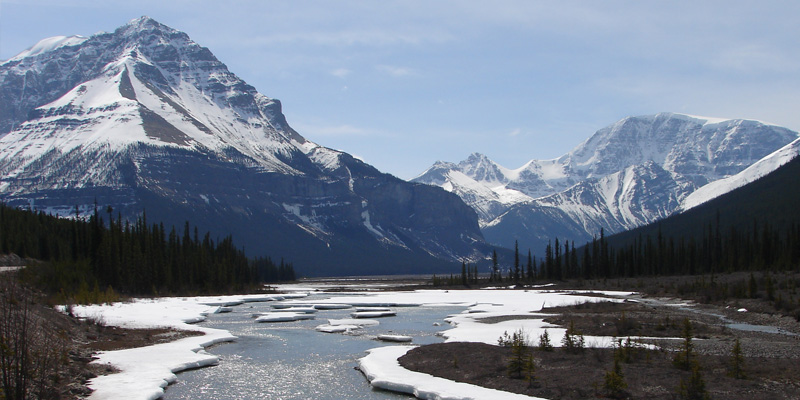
[483,155,800,283]
[536,222,800,281]
[0,203,295,301]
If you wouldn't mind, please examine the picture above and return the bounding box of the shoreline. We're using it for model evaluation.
[393,292,800,399]
[75,276,800,399]
[70,294,289,399]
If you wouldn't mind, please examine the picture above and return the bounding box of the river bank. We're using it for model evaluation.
[398,290,800,399]
[65,273,800,399]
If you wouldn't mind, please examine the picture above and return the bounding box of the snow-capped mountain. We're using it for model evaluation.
[414,113,799,251]
[0,17,488,276]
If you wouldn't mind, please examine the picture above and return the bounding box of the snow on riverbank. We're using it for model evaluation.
[319,289,633,398]
[298,288,632,346]
[66,294,287,400]
[360,345,544,400]
[68,288,633,400]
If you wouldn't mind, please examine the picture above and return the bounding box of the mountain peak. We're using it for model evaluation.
[120,16,176,35]
[464,152,491,163]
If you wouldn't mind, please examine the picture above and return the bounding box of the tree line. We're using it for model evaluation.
[0,203,295,300]
[542,218,800,281]
[450,214,799,287]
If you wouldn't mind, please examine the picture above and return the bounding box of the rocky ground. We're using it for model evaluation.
[400,286,800,399]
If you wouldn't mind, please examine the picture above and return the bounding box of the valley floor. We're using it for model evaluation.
[399,294,800,399]
[64,273,800,400]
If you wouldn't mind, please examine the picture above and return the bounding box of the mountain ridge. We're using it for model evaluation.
[414,112,799,253]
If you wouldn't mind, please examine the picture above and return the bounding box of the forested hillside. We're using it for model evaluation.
[528,155,800,280]
[0,204,294,300]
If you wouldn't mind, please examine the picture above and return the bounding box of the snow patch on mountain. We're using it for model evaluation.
[0,17,491,274]
[6,35,88,63]
[681,138,800,210]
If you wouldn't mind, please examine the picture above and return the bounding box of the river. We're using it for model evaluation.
[162,292,466,399]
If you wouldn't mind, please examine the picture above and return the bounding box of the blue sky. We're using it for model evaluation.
[2,1,799,179]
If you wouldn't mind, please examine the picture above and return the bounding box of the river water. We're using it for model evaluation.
[163,292,466,399]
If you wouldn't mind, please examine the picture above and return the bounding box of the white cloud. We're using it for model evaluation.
[330,68,351,78]
[509,128,522,137]
[376,65,416,77]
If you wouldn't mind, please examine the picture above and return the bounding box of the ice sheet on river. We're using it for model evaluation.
[255,312,315,322]
[315,318,379,333]
[67,288,634,400]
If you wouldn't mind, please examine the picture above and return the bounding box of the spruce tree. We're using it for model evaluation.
[727,338,746,379]
[673,318,695,370]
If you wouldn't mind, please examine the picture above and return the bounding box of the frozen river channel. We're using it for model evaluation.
[162,292,466,399]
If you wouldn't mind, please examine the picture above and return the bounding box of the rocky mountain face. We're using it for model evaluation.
[414,113,799,252]
[0,17,489,276]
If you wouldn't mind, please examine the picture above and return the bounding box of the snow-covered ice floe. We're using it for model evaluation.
[352,310,396,318]
[266,306,318,314]
[376,334,412,343]
[360,346,543,400]
[255,312,315,322]
[315,318,379,333]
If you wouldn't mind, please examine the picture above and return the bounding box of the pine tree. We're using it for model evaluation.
[561,320,585,354]
[526,250,533,282]
[678,362,711,400]
[673,318,695,370]
[538,329,553,352]
[727,338,746,379]
[604,348,627,399]
[513,240,521,282]
[492,249,499,282]
[506,329,529,378]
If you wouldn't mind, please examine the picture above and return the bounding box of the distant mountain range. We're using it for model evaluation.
[414,113,799,252]
[0,17,491,276]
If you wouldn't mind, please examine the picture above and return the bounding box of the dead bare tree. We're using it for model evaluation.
[0,273,67,399]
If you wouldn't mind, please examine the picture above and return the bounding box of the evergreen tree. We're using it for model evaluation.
[678,362,711,400]
[526,250,533,282]
[604,349,627,399]
[513,240,520,282]
[491,249,499,282]
[673,318,695,370]
[727,338,746,379]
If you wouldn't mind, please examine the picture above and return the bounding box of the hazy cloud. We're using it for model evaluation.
[330,68,352,78]
[376,65,416,77]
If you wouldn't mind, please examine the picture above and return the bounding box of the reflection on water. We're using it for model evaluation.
[164,294,464,399]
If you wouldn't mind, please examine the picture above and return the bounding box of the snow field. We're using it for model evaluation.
[65,288,634,400]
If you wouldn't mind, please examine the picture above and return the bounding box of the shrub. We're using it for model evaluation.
[562,320,585,354]
[604,350,627,399]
